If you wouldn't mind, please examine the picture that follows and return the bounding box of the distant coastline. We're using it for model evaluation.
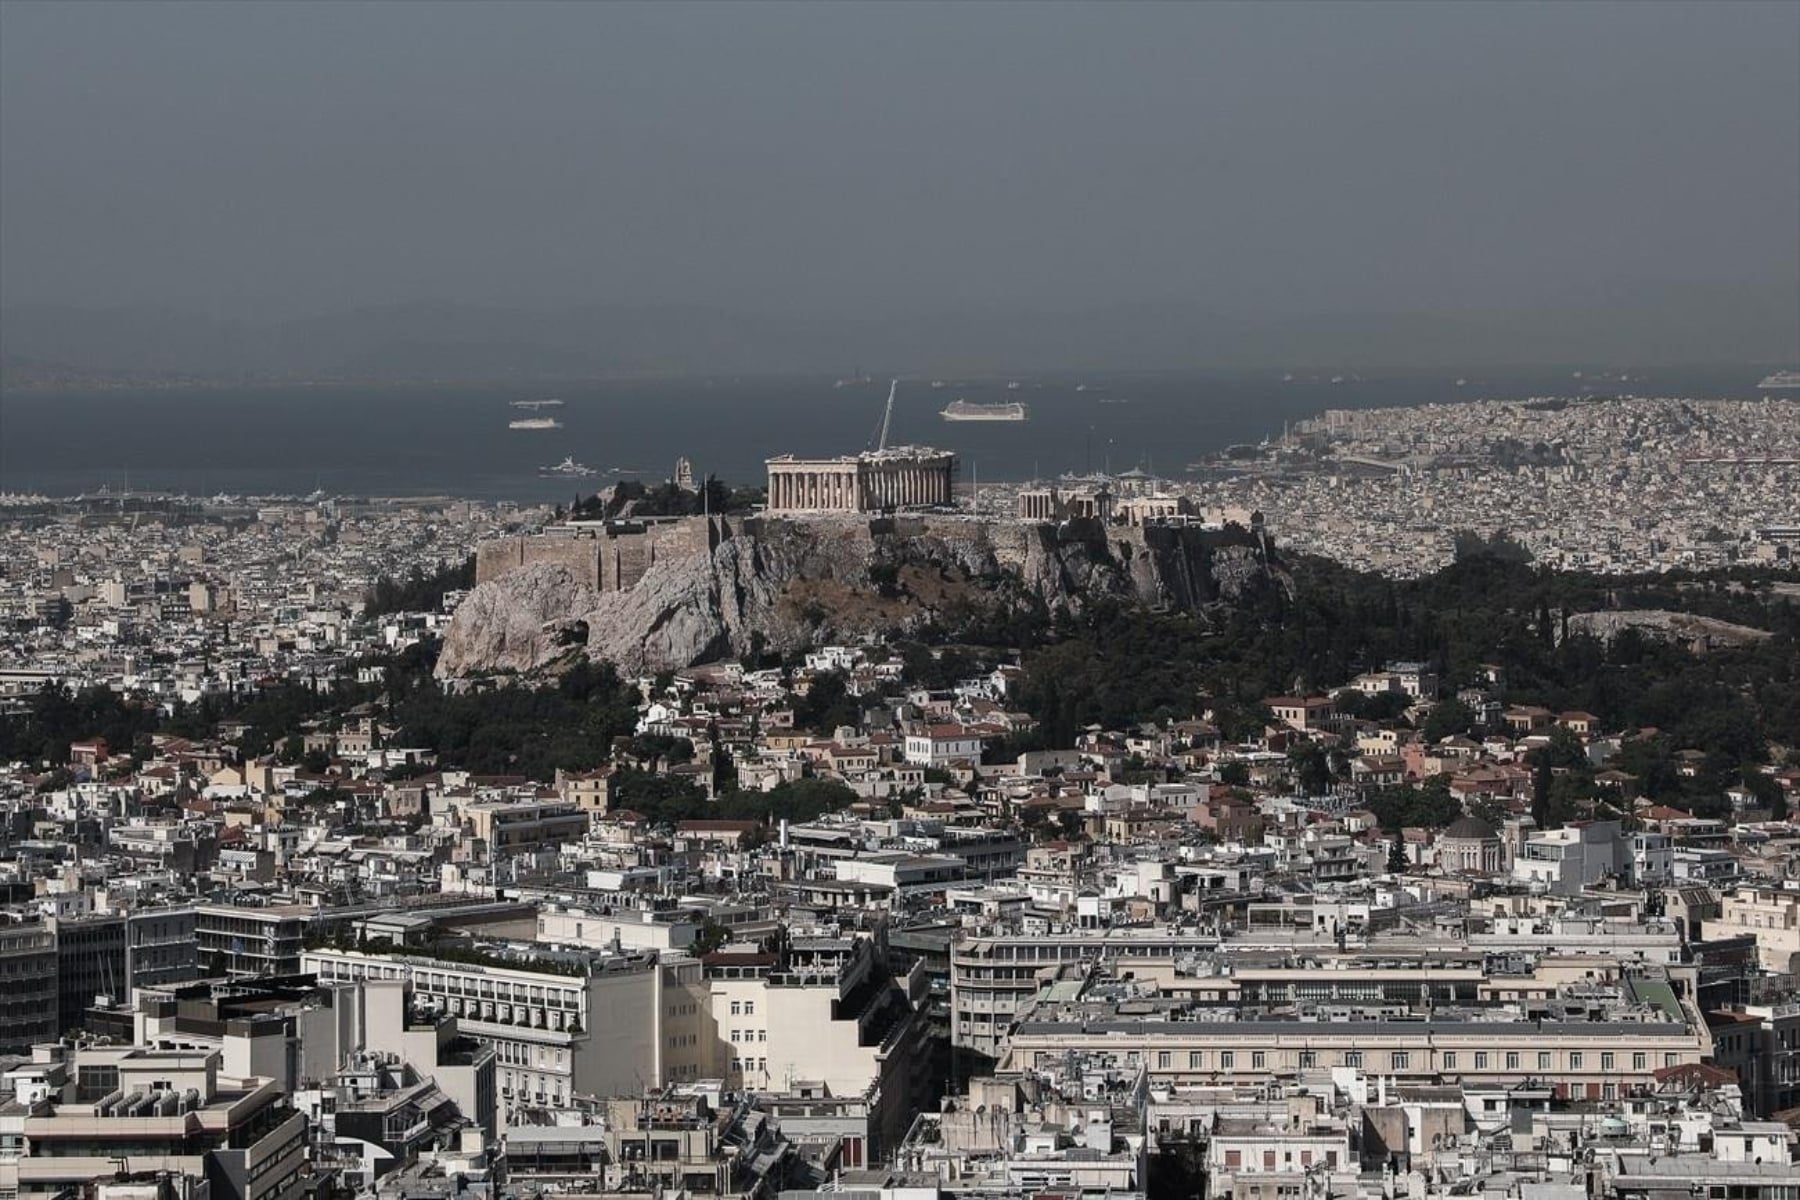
[0,367,1774,503]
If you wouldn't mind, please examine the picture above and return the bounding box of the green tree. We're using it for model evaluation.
[691,920,730,956]
[1288,743,1332,796]
[1421,698,1475,743]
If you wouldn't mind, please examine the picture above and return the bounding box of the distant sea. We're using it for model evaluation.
[0,367,1772,503]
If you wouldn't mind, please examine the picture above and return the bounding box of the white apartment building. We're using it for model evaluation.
[1511,821,1627,895]
[301,945,709,1119]
[903,725,985,767]
[703,935,933,1160]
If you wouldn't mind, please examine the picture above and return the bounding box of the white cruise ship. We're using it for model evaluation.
[942,399,1028,422]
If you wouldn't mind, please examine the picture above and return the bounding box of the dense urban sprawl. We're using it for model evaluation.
[0,396,1797,1200]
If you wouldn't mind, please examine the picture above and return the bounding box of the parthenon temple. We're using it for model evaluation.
[765,448,956,513]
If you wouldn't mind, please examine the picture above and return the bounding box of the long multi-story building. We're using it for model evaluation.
[126,905,200,990]
[50,913,126,1034]
[0,1043,308,1200]
[996,962,1712,1101]
[0,918,58,1054]
[196,904,314,978]
[949,918,1691,1065]
[301,943,709,1119]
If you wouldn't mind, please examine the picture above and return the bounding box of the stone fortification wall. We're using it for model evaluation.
[475,517,722,593]
[476,533,602,590]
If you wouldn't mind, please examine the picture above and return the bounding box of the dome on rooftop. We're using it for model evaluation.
[1442,815,1499,841]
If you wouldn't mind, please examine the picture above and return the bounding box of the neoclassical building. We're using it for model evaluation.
[1437,814,1504,874]
[766,447,955,513]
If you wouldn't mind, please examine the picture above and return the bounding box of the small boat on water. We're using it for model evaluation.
[509,417,563,430]
[512,398,564,409]
[539,456,595,478]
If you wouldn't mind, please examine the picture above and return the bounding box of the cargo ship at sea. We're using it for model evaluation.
[1758,371,1800,390]
[941,399,1028,422]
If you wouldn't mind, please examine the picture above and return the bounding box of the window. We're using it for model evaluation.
[730,1001,741,1015]
[1602,1052,1615,1071]
[1253,1052,1266,1070]
[1392,1052,1409,1071]
[1475,1053,1489,1070]
[1570,1052,1583,1070]
[1506,1052,1520,1071]
[1538,1052,1551,1070]
[1158,1051,1172,1069]
[1633,1053,1647,1071]
[1220,1051,1235,1069]
[1190,1051,1203,1069]
[1443,1052,1457,1071]
[744,1001,755,1016]
[758,1030,766,1042]
[1344,1051,1361,1068]
[1299,1051,1317,1069]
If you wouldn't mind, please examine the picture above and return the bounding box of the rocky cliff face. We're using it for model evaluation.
[437,516,1286,678]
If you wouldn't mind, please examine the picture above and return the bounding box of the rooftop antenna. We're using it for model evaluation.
[875,379,898,452]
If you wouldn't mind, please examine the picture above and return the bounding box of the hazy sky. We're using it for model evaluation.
[2,1,1796,341]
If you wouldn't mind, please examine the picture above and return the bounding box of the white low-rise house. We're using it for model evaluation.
[903,724,985,768]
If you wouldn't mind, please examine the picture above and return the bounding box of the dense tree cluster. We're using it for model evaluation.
[1366,778,1463,832]
[568,478,762,521]
[386,658,641,780]
[0,685,165,767]
[363,556,475,616]
[609,772,857,827]
[1009,553,1799,803]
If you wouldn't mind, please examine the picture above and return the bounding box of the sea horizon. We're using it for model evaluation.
[0,365,1778,502]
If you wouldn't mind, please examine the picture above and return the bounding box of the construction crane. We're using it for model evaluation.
[872,378,899,452]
